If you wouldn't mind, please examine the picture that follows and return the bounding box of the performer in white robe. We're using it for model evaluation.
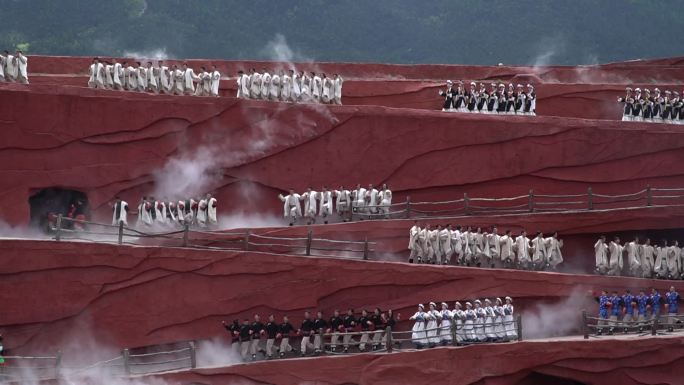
[172,65,184,95]
[281,71,292,101]
[146,62,159,93]
[88,58,100,88]
[333,74,343,105]
[592,235,609,274]
[439,224,453,264]
[625,237,642,277]
[654,240,669,278]
[488,227,501,268]
[301,188,318,224]
[260,69,271,100]
[514,230,531,269]
[451,225,464,264]
[112,198,129,226]
[15,51,28,84]
[196,197,208,227]
[138,198,153,226]
[291,70,302,102]
[352,184,367,216]
[425,302,441,347]
[493,298,506,340]
[503,297,517,340]
[182,64,198,95]
[269,72,281,100]
[439,303,452,345]
[452,302,466,344]
[334,186,351,221]
[428,226,439,264]
[112,59,124,90]
[278,190,302,226]
[418,225,430,262]
[608,236,624,276]
[311,72,322,102]
[500,230,515,268]
[408,221,422,263]
[641,238,655,278]
[206,194,218,225]
[475,300,488,340]
[483,299,497,341]
[666,240,680,279]
[0,51,6,81]
[104,62,114,89]
[545,232,564,270]
[366,184,379,217]
[318,187,333,224]
[300,72,311,102]
[249,69,262,99]
[194,67,210,96]
[409,304,427,348]
[463,226,474,265]
[4,51,17,82]
[321,74,332,103]
[135,63,148,92]
[378,184,392,219]
[530,232,548,270]
[463,302,476,342]
[125,63,138,91]
[156,61,170,94]
[210,65,221,97]
[239,70,251,98]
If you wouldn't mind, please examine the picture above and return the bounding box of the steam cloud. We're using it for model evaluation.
[522,288,590,338]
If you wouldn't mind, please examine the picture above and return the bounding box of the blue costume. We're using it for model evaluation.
[598,294,610,319]
[622,293,635,316]
[666,291,680,314]
[636,294,649,316]
[650,292,662,316]
[610,295,622,317]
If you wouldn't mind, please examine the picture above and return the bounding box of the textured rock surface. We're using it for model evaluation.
[146,336,684,385]
[0,239,677,356]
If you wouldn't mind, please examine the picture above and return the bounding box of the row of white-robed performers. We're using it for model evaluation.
[87,58,345,104]
[595,236,684,280]
[409,298,517,348]
[618,87,684,124]
[110,195,218,228]
[0,50,29,84]
[408,224,563,270]
[438,81,536,115]
[278,185,392,225]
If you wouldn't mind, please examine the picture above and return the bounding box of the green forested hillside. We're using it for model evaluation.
[1,0,683,65]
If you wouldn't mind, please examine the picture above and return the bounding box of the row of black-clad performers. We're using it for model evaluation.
[438,81,536,115]
[618,87,684,123]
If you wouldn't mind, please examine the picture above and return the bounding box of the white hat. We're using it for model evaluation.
[484,298,492,304]
[455,301,462,308]
[635,88,641,92]
[516,84,523,88]
[429,302,437,307]
[644,88,651,93]
[496,297,502,304]
[418,303,425,309]
[446,80,453,84]
[465,302,472,307]
[441,302,449,308]
[474,299,482,305]
[498,83,505,88]
[505,296,513,302]
[654,88,660,92]
[665,90,671,94]
[470,81,476,86]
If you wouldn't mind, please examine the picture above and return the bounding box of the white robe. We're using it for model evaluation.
[126,66,138,90]
[500,235,514,262]
[475,308,487,341]
[269,74,281,99]
[5,54,17,81]
[641,245,655,273]
[595,240,608,268]
[504,304,517,339]
[196,199,208,225]
[312,76,322,98]
[353,187,367,212]
[291,74,301,100]
[333,77,343,103]
[260,72,271,98]
[654,246,668,275]
[625,241,641,270]
[238,74,251,98]
[154,201,166,224]
[207,197,218,224]
[321,78,332,101]
[88,63,98,87]
[410,311,427,345]
[16,54,28,82]
[440,310,452,342]
[280,194,302,219]
[113,63,123,87]
[173,69,184,93]
[281,75,292,100]
[367,188,379,213]
[609,242,624,270]
[451,230,463,258]
[104,64,113,88]
[300,75,311,99]
[426,310,441,344]
[515,236,530,263]
[409,225,421,254]
[484,306,497,339]
[439,229,452,259]
[334,189,351,213]
[112,201,128,226]
[0,55,5,79]
[545,237,563,267]
[488,233,501,261]
[494,306,505,338]
[531,236,547,264]
[318,191,333,216]
[147,66,158,89]
[183,68,197,92]
[303,192,318,218]
[210,70,221,96]
[464,309,476,341]
[137,67,148,91]
[250,73,262,98]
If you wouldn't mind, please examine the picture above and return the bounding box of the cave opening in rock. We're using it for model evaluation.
[29,188,89,231]
[514,372,587,385]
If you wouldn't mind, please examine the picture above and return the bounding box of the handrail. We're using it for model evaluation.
[580,309,683,339]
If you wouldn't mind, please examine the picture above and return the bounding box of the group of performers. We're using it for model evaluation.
[111,195,218,228]
[87,58,221,96]
[618,87,684,123]
[438,81,536,115]
[236,68,343,104]
[278,184,392,225]
[594,287,680,334]
[594,236,683,279]
[410,298,517,348]
[408,224,564,270]
[223,308,397,361]
[0,50,29,84]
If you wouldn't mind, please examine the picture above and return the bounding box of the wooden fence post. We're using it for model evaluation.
[122,348,131,375]
[405,196,411,219]
[55,214,62,241]
[363,237,369,260]
[189,341,197,369]
[54,350,62,379]
[464,193,470,215]
[182,224,189,247]
[587,188,593,210]
[118,221,124,245]
[651,315,659,336]
[581,310,588,339]
[528,189,534,213]
[516,314,523,341]
[646,185,652,207]
[385,326,392,353]
[305,229,313,256]
[244,230,250,251]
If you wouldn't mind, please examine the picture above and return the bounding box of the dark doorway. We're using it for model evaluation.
[29,188,89,231]
[514,372,587,385]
